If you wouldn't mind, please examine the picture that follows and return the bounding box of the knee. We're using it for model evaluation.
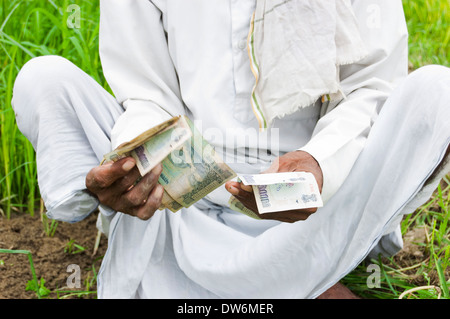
[12,56,79,141]
[13,56,78,100]
[406,65,450,95]
[411,64,450,78]
[12,56,79,112]
[395,65,450,117]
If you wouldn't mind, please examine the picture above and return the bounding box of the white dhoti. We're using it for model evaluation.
[12,56,450,298]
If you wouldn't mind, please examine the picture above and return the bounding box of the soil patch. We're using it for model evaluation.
[0,211,107,299]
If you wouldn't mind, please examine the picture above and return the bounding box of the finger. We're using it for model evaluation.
[225,181,241,196]
[259,212,308,222]
[135,184,165,220]
[233,190,255,203]
[260,208,317,222]
[123,164,162,207]
[226,181,253,196]
[261,215,297,223]
[86,157,136,191]
[110,166,142,194]
[263,157,280,174]
[233,191,259,215]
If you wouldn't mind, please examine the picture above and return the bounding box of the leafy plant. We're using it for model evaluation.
[64,239,86,255]
[41,213,58,237]
[26,277,50,298]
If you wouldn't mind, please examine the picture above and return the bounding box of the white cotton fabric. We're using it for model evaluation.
[249,0,368,129]
[11,0,450,299]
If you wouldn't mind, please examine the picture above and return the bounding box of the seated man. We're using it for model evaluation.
[12,0,450,298]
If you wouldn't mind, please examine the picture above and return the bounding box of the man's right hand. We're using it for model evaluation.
[85,157,164,220]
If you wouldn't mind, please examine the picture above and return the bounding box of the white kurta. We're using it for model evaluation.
[11,0,450,299]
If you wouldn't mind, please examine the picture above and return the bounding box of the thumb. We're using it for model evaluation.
[262,157,280,174]
[87,157,136,191]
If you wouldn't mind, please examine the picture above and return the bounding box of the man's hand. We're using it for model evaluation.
[225,150,323,223]
[85,157,164,220]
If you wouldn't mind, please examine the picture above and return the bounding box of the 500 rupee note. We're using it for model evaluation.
[102,116,192,176]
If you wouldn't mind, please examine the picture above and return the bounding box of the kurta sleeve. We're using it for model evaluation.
[299,0,409,204]
[99,0,186,150]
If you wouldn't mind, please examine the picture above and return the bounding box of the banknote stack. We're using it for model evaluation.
[229,172,323,218]
[102,116,236,212]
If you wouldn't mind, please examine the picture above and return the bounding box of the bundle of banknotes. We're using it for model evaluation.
[102,116,237,212]
[102,115,323,217]
[229,172,323,219]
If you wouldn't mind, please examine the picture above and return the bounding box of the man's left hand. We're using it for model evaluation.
[225,150,323,223]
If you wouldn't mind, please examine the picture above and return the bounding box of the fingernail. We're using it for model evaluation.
[153,163,163,175]
[122,160,135,172]
[227,186,238,194]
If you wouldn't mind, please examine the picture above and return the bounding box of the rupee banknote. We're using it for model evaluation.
[102,116,236,213]
[102,116,192,176]
[228,196,261,220]
[235,172,323,214]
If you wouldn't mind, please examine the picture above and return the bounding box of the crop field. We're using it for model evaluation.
[0,0,449,299]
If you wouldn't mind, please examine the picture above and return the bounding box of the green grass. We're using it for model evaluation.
[0,0,449,299]
[403,0,450,69]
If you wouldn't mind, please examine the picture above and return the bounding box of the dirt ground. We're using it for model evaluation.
[0,211,107,299]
